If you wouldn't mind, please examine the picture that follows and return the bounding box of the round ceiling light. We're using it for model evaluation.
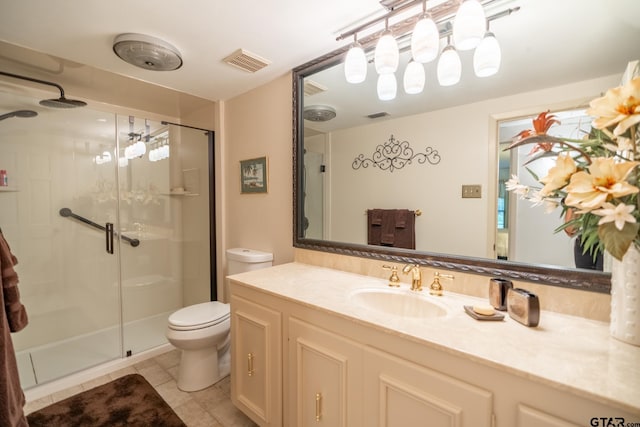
[113,33,183,71]
[303,105,337,122]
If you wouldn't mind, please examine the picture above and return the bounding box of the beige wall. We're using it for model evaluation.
[221,73,295,299]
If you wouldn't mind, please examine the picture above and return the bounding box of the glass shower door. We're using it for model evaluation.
[0,88,123,387]
[116,116,183,356]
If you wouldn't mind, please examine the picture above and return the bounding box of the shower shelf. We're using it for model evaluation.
[0,187,18,192]
[163,191,199,197]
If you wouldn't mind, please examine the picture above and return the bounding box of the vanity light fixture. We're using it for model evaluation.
[337,1,518,94]
[344,35,368,83]
[452,0,487,51]
[377,73,398,100]
[437,36,461,86]
[473,28,501,77]
[410,2,439,64]
[374,19,400,74]
[403,60,425,94]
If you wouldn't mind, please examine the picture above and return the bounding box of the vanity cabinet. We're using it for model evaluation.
[230,294,282,427]
[229,265,640,427]
[287,317,492,427]
[288,317,363,427]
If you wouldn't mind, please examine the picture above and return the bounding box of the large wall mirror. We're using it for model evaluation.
[293,0,640,293]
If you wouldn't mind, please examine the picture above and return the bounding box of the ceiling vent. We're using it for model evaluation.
[304,105,336,122]
[304,80,328,97]
[223,49,271,73]
[367,111,390,119]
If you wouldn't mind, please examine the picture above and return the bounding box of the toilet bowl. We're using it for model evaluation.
[166,301,231,392]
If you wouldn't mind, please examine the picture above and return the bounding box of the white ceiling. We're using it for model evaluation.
[0,0,639,110]
[0,0,386,102]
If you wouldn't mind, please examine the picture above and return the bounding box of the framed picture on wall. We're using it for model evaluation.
[240,156,268,194]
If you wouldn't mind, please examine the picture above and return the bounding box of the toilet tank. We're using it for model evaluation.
[227,248,273,275]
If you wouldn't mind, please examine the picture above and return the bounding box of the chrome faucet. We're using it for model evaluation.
[402,264,423,291]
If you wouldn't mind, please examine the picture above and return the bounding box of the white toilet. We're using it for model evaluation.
[166,247,273,392]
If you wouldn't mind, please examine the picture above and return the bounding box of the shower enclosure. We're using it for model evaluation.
[0,87,211,388]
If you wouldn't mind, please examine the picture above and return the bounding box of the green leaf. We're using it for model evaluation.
[524,166,540,182]
[598,222,640,260]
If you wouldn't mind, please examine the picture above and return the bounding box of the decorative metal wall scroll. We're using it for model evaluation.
[352,134,441,172]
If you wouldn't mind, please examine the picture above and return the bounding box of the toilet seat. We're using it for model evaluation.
[168,301,230,331]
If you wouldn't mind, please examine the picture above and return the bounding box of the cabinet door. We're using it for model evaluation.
[289,317,363,427]
[230,294,282,427]
[363,347,493,427]
[517,404,580,427]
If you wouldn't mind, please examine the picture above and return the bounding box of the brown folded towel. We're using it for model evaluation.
[381,233,395,245]
[370,209,383,225]
[395,209,410,228]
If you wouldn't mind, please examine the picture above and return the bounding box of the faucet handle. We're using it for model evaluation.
[430,271,454,296]
[382,265,400,287]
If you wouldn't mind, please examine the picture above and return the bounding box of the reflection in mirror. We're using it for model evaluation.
[294,0,640,292]
[497,108,607,271]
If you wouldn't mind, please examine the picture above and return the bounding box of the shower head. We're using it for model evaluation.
[0,70,87,109]
[0,109,38,121]
[39,97,87,109]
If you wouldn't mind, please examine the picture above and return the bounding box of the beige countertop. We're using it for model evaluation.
[228,262,640,414]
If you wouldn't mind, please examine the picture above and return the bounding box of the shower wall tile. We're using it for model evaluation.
[28,179,51,225]
[0,191,19,226]
[27,152,51,178]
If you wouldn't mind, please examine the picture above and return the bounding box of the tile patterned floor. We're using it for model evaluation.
[24,349,258,427]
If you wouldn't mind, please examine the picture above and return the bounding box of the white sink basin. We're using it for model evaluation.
[350,288,449,319]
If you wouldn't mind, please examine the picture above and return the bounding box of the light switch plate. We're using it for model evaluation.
[462,184,482,198]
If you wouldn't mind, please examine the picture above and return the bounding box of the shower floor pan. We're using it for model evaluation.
[16,311,172,389]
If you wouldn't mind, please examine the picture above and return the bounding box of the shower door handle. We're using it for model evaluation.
[105,222,114,254]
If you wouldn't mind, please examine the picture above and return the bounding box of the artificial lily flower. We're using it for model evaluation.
[505,175,529,197]
[565,158,639,210]
[538,154,577,196]
[588,77,640,136]
[593,202,637,230]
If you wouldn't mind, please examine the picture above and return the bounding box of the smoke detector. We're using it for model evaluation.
[113,33,183,71]
[304,105,337,122]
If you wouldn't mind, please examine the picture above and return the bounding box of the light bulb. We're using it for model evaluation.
[344,42,367,83]
[474,32,501,77]
[403,61,425,94]
[453,0,486,51]
[437,45,461,86]
[411,14,439,63]
[374,30,399,74]
[377,73,397,101]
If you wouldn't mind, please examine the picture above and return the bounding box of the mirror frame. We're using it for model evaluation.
[291,46,611,295]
